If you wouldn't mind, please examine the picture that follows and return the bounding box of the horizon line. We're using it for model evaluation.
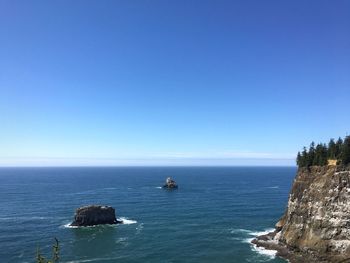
[0,156,296,167]
[0,164,297,168]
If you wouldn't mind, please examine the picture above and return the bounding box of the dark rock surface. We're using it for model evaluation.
[163,177,178,189]
[70,205,121,227]
[252,165,350,263]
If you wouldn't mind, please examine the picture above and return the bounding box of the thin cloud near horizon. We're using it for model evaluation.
[0,151,296,167]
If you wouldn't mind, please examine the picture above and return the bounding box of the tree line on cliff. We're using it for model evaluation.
[296,136,350,167]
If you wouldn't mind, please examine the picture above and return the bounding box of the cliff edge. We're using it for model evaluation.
[252,165,350,263]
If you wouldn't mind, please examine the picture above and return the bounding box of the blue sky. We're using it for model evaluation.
[0,0,349,166]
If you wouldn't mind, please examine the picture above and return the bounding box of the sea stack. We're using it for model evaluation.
[70,205,120,227]
[163,177,178,189]
[252,165,350,263]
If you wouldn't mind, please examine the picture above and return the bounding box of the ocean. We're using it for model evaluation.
[0,167,296,263]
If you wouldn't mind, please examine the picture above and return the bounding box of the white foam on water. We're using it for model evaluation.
[249,228,275,237]
[62,223,119,229]
[62,217,137,228]
[63,223,79,229]
[230,228,275,237]
[230,228,277,259]
[251,244,277,258]
[118,217,137,225]
[241,228,275,245]
[155,186,162,189]
[249,229,277,259]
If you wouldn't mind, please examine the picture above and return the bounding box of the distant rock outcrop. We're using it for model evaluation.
[163,177,178,189]
[70,205,120,227]
[252,165,350,263]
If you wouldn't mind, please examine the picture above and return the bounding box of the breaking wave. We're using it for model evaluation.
[230,228,277,259]
[62,217,137,228]
[118,217,137,225]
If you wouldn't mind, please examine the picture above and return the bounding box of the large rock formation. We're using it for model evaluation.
[253,165,350,263]
[70,205,120,227]
[163,177,178,189]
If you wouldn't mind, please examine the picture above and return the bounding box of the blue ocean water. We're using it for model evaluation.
[0,167,296,263]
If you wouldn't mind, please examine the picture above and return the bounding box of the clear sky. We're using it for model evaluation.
[0,0,349,166]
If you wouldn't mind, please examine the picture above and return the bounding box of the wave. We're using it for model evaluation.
[62,217,137,228]
[63,223,79,229]
[266,186,279,189]
[118,217,137,225]
[248,228,275,237]
[62,222,116,229]
[230,228,274,237]
[230,228,277,259]
[251,245,277,258]
[155,186,162,189]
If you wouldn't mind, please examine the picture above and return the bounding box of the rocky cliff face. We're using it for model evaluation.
[253,165,350,263]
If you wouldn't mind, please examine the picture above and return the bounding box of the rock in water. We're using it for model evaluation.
[163,177,178,189]
[70,205,120,227]
[252,165,350,263]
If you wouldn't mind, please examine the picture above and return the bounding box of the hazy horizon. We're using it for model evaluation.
[0,156,296,167]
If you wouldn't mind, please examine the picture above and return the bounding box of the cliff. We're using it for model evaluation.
[253,165,350,263]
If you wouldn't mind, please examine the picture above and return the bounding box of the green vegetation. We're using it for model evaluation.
[36,238,60,263]
[296,136,350,167]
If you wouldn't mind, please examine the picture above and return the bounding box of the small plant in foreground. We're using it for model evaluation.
[36,238,60,263]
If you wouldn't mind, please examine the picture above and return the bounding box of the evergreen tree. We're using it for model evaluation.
[335,137,343,159]
[296,136,346,167]
[301,147,308,167]
[319,143,328,166]
[316,143,324,165]
[313,144,320,165]
[341,136,350,165]
[328,138,337,159]
[307,142,315,167]
[312,143,327,166]
[296,151,301,167]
